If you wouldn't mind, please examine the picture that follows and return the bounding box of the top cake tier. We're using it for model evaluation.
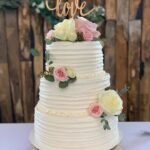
[46,41,103,75]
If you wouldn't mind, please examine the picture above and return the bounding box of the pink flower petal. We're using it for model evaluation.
[88,103,103,118]
[53,67,68,81]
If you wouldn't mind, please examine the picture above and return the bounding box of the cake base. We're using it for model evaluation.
[31,144,121,150]
[30,129,121,150]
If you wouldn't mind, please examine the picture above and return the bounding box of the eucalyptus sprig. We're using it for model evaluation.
[31,48,40,56]
[117,113,126,122]
[100,113,111,130]
[118,85,130,96]
[85,6,105,24]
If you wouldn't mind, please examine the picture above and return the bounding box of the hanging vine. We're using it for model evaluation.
[0,0,21,10]
[29,0,66,26]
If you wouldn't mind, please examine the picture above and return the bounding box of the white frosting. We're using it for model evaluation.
[34,112,120,150]
[46,41,103,74]
[33,41,120,150]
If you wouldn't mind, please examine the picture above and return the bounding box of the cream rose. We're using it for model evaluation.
[54,19,77,41]
[66,67,76,78]
[98,90,123,116]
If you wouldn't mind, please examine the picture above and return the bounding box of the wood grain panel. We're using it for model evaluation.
[21,61,34,122]
[116,25,128,113]
[116,0,129,114]
[104,21,116,88]
[0,11,13,122]
[31,13,44,104]
[129,0,142,20]
[140,0,150,121]
[117,0,129,33]
[0,64,13,122]
[18,0,31,61]
[5,10,24,122]
[105,0,116,20]
[128,20,141,120]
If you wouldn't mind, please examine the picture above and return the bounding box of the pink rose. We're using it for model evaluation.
[75,17,97,33]
[46,30,54,39]
[75,17,101,40]
[88,103,103,118]
[83,30,94,41]
[53,67,68,81]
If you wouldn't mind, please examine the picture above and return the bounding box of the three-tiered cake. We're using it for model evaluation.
[30,17,122,150]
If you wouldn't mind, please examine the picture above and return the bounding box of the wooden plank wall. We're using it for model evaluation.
[105,0,150,121]
[0,0,150,122]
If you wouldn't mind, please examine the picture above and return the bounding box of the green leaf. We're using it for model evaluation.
[0,0,21,10]
[45,39,53,45]
[44,74,54,82]
[49,61,53,65]
[104,124,111,130]
[59,81,69,88]
[118,85,130,96]
[103,120,111,130]
[118,113,126,122]
[68,77,77,83]
[101,112,107,118]
[101,118,105,123]
[45,50,50,62]
[31,48,40,56]
[100,117,111,130]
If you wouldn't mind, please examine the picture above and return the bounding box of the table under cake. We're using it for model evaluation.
[31,144,121,150]
[1,123,150,150]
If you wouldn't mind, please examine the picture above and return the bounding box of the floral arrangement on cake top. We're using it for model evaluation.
[46,17,101,43]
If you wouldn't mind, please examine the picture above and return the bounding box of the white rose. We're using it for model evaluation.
[66,67,76,78]
[54,19,77,41]
[98,90,123,116]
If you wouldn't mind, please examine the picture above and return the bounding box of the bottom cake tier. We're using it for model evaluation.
[31,144,121,150]
[31,107,121,150]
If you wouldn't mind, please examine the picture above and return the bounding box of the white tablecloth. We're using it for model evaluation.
[0,123,150,150]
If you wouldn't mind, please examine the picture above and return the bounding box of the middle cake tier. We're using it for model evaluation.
[38,71,110,112]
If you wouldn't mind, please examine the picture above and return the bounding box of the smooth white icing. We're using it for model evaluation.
[33,41,120,150]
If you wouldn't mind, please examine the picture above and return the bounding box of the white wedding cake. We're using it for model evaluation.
[31,17,122,150]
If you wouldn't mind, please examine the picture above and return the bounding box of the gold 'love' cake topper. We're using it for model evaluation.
[45,0,96,18]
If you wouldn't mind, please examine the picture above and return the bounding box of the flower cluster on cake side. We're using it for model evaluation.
[42,65,77,88]
[88,90,123,130]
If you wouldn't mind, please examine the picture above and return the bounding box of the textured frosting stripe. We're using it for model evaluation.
[39,72,110,95]
[34,109,120,150]
[46,41,104,74]
[38,73,110,110]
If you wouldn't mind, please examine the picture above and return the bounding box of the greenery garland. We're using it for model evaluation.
[0,0,21,10]
[29,0,65,26]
